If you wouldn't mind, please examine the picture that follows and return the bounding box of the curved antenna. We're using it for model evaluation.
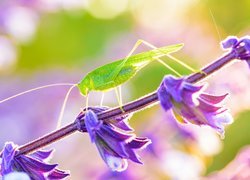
[209,8,222,42]
[56,84,77,129]
[0,83,76,104]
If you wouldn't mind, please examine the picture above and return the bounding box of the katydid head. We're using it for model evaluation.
[78,76,91,96]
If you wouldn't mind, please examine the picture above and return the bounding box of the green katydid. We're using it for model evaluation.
[77,39,199,109]
[77,43,184,96]
[0,40,198,129]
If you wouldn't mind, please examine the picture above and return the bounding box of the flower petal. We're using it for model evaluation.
[221,36,238,49]
[0,142,69,179]
[106,155,128,172]
[112,120,134,131]
[30,150,53,161]
[47,169,70,179]
[199,93,228,104]
[1,142,17,174]
[85,110,103,143]
[128,137,151,149]
[198,98,223,112]
[157,84,173,111]
[242,37,250,51]
[18,155,57,173]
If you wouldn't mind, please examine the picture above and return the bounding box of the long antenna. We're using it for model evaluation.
[209,8,222,42]
[0,83,76,104]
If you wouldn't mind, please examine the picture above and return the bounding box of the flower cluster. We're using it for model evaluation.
[75,107,151,172]
[0,142,69,179]
[221,36,250,67]
[157,75,233,137]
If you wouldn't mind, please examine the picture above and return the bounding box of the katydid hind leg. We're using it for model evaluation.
[107,40,144,82]
[107,39,183,84]
[155,57,182,77]
[137,39,204,74]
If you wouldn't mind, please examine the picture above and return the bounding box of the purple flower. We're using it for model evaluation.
[0,142,69,179]
[221,36,250,67]
[75,107,151,172]
[157,75,233,137]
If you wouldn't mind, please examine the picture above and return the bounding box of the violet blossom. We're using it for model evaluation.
[221,36,250,67]
[0,142,69,179]
[75,107,151,172]
[157,75,233,137]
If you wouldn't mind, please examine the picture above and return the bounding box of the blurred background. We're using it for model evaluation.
[0,0,250,179]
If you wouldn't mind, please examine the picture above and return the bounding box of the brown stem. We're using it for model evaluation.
[17,123,78,155]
